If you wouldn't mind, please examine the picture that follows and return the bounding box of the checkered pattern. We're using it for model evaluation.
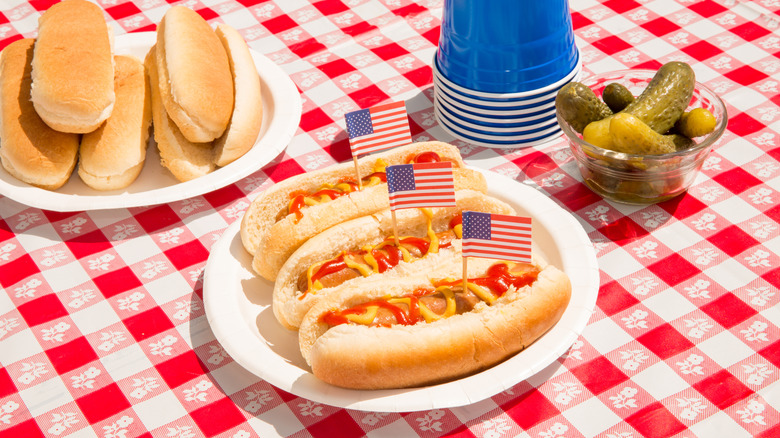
[1,0,779,437]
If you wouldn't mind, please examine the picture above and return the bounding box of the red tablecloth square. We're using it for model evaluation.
[641,17,681,37]
[75,383,131,424]
[164,240,209,271]
[592,36,632,56]
[570,356,630,395]
[758,340,780,367]
[403,66,432,88]
[3,419,46,438]
[288,37,328,58]
[348,84,391,110]
[133,205,182,234]
[597,281,641,316]
[371,42,406,61]
[190,397,247,437]
[511,151,558,179]
[687,0,729,18]
[597,217,648,245]
[726,112,767,137]
[45,336,99,375]
[307,410,365,438]
[700,293,758,330]
[0,367,16,398]
[658,195,707,219]
[707,225,760,257]
[762,267,780,289]
[318,59,354,78]
[123,308,175,342]
[625,402,686,438]
[194,7,219,22]
[681,40,722,61]
[66,230,113,259]
[393,3,427,19]
[155,351,209,389]
[17,293,68,327]
[104,2,142,20]
[730,21,774,41]
[342,21,377,37]
[263,157,307,184]
[712,167,764,195]
[552,184,604,213]
[202,185,246,210]
[725,65,770,87]
[502,389,560,429]
[636,324,695,360]
[312,0,350,15]
[646,254,700,287]
[262,14,299,34]
[299,106,335,132]
[94,267,143,299]
[692,369,753,409]
[601,0,642,14]
[0,253,40,288]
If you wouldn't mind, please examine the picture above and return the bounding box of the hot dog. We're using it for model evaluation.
[240,141,487,281]
[298,255,571,389]
[273,190,514,330]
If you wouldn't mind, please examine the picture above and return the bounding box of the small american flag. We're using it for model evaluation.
[345,101,413,157]
[386,162,456,210]
[462,211,532,263]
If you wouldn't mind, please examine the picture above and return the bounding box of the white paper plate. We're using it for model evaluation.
[203,168,599,412]
[0,32,302,212]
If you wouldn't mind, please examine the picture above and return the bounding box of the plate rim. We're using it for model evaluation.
[203,167,599,412]
[0,31,302,212]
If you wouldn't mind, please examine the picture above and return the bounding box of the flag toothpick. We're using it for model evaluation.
[345,101,413,189]
[385,161,456,248]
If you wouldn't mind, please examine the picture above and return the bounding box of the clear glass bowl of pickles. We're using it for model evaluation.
[555,63,728,204]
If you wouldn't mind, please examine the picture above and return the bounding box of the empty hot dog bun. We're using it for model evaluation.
[213,24,263,167]
[145,46,215,182]
[273,190,515,330]
[31,0,115,133]
[156,6,234,143]
[0,39,79,190]
[239,141,487,281]
[78,55,152,190]
[298,255,571,389]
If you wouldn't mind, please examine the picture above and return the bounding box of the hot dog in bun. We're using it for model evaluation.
[273,190,514,330]
[240,142,487,281]
[298,254,571,389]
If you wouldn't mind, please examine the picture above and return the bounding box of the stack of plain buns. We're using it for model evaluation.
[0,0,263,192]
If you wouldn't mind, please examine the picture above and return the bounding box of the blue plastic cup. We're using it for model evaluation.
[436,0,578,93]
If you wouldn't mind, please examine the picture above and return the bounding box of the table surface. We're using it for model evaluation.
[1,0,779,437]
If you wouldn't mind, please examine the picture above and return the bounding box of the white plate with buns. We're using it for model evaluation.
[0,31,301,212]
[203,169,599,412]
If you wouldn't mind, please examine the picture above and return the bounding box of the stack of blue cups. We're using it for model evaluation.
[434,0,581,148]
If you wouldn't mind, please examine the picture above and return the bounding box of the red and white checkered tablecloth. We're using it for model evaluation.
[1,0,779,437]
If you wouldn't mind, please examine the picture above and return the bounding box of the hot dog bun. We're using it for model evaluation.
[78,55,152,190]
[298,256,571,389]
[273,190,515,330]
[30,0,115,133]
[0,39,80,190]
[213,24,263,167]
[156,6,234,143]
[145,46,215,182]
[240,142,487,281]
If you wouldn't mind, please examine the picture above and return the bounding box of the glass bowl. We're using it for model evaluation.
[556,69,728,204]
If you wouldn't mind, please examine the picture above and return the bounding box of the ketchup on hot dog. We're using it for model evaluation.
[320,261,540,327]
[281,151,448,223]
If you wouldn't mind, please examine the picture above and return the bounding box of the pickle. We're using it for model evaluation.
[675,108,717,138]
[621,61,695,134]
[555,82,613,133]
[602,83,634,113]
[608,113,676,155]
